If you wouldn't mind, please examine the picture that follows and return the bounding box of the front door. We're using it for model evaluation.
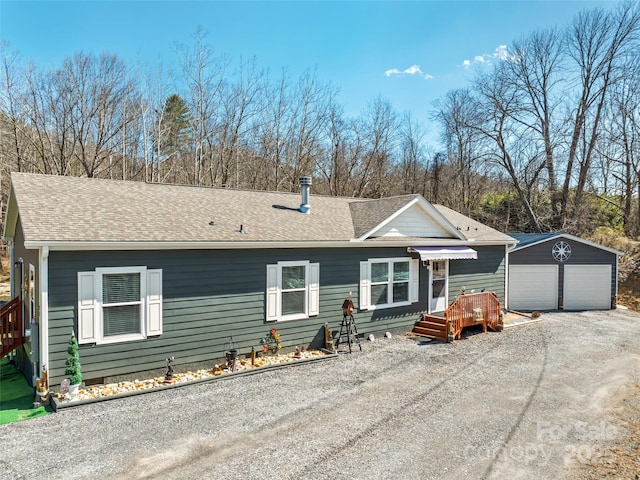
[430,260,448,312]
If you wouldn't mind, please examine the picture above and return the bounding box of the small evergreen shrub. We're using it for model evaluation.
[65,333,83,385]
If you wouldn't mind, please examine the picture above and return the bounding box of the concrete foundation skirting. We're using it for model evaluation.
[51,349,338,412]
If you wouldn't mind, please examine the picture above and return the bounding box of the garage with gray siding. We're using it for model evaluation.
[508,233,621,311]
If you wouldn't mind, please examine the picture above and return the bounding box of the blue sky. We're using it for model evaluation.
[1,0,618,129]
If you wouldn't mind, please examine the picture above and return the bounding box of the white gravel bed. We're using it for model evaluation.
[2,309,639,480]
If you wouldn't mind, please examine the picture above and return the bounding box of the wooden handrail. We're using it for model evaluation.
[1,296,24,359]
[444,292,502,340]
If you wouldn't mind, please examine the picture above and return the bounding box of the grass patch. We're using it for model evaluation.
[0,356,53,424]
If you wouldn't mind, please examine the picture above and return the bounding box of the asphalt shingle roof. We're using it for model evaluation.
[7,173,514,245]
[434,205,515,243]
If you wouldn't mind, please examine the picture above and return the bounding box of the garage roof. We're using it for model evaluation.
[509,232,623,256]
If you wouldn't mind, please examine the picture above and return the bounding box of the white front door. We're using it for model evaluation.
[430,260,448,312]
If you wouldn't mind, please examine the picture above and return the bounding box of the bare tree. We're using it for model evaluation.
[354,96,399,198]
[562,1,640,229]
[176,27,228,185]
[506,28,564,226]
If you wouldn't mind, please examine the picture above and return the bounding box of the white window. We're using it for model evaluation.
[266,261,319,322]
[359,258,419,310]
[77,267,162,345]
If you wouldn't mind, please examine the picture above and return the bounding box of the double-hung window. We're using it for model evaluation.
[359,258,418,310]
[266,261,319,322]
[77,266,162,345]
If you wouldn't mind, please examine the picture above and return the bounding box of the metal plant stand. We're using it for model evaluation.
[336,314,362,353]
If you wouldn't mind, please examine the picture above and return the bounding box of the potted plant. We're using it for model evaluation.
[65,333,82,398]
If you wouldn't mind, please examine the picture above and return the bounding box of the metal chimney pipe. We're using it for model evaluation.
[299,176,312,214]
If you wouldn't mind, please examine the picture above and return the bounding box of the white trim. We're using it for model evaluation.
[28,263,35,329]
[95,266,147,345]
[1,186,19,240]
[266,261,319,322]
[361,257,416,311]
[21,239,513,251]
[510,233,623,256]
[504,244,509,309]
[356,197,466,241]
[409,259,419,303]
[359,261,370,311]
[9,240,14,298]
[428,259,449,313]
[146,269,163,336]
[39,246,49,379]
[308,262,320,317]
[77,272,97,344]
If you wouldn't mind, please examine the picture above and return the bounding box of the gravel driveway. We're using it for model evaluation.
[2,309,640,480]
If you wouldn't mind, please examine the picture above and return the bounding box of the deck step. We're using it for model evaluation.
[412,326,445,335]
[415,320,447,329]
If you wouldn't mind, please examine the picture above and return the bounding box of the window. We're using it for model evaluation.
[102,272,142,337]
[266,261,319,322]
[77,267,162,345]
[359,258,418,310]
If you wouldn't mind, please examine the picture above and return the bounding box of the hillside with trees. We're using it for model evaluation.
[1,2,639,304]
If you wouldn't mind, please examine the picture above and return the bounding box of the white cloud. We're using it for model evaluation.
[385,64,434,80]
[404,65,423,75]
[463,44,514,68]
[493,45,511,61]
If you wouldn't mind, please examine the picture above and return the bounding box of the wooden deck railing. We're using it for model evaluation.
[445,292,502,340]
[1,297,24,359]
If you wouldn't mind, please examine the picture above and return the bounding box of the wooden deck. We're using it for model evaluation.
[1,297,24,359]
[412,292,503,342]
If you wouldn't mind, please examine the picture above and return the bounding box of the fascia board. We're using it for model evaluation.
[2,186,18,240]
[25,238,512,251]
[510,233,623,256]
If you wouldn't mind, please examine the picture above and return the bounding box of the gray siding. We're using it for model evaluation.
[12,216,39,383]
[47,246,506,384]
[448,246,506,303]
[510,238,617,307]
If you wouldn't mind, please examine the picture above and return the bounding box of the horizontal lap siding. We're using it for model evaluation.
[47,246,506,383]
[448,246,506,303]
[47,247,432,384]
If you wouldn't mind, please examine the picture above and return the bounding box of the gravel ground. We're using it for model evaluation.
[2,309,639,480]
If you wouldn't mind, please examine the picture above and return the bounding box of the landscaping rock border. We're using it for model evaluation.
[51,349,336,411]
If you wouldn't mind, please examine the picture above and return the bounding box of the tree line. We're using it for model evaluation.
[1,2,639,237]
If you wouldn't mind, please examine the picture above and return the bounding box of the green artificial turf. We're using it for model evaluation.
[0,356,52,424]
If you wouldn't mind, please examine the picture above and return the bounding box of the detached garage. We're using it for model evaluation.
[508,233,622,311]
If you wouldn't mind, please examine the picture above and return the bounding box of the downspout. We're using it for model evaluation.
[614,253,619,308]
[9,240,14,298]
[504,244,510,310]
[39,246,49,380]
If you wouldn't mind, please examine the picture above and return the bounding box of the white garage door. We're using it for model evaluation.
[509,265,558,311]
[563,265,611,310]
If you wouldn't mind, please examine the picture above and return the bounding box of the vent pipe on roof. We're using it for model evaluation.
[299,176,312,214]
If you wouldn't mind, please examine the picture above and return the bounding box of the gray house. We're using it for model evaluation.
[3,173,514,386]
[508,233,622,311]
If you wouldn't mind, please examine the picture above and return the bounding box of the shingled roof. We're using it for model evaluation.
[4,173,514,247]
